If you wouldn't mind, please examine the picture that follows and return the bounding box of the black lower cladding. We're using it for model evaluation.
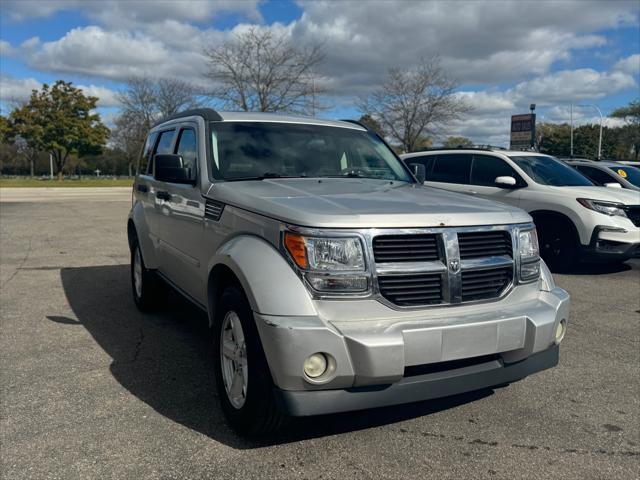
[274,346,560,416]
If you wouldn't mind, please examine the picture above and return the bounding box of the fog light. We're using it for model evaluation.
[303,353,327,378]
[555,319,567,344]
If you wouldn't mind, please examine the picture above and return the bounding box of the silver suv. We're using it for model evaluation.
[127,109,570,434]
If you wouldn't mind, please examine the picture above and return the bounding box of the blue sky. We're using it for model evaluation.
[1,0,638,145]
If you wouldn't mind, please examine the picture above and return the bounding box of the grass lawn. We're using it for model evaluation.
[0,178,134,188]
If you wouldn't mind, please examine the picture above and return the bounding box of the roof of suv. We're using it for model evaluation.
[156,107,366,131]
[566,159,629,167]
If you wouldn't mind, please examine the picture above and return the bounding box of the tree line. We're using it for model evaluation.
[1,27,638,178]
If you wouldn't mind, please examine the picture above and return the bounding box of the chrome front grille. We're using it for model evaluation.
[458,231,512,259]
[373,234,439,262]
[373,226,517,308]
[461,266,513,302]
[377,272,444,306]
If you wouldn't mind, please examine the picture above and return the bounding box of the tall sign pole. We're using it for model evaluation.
[570,102,574,158]
[529,104,536,150]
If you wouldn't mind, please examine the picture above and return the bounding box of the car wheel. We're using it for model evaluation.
[130,239,160,311]
[538,222,577,272]
[213,286,286,435]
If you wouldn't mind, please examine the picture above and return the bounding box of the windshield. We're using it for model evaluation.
[209,122,412,182]
[509,155,594,187]
[609,166,640,187]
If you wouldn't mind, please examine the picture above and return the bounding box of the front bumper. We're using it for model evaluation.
[275,345,559,416]
[582,225,640,260]
[254,284,570,416]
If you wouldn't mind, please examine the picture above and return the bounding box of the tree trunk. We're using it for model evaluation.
[30,157,35,178]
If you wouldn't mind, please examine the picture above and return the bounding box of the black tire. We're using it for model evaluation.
[213,286,286,436]
[537,220,578,273]
[130,238,161,311]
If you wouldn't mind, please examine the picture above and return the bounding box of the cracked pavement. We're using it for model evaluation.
[1,188,638,479]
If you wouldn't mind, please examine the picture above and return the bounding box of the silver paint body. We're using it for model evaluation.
[129,112,569,403]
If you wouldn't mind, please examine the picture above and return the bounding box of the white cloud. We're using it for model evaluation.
[0,75,119,108]
[0,76,41,104]
[2,0,262,24]
[614,54,640,76]
[0,40,15,57]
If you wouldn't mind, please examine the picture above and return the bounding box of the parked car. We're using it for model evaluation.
[401,148,640,271]
[566,159,640,191]
[128,109,569,434]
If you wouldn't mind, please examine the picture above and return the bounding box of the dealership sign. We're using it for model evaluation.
[510,113,536,150]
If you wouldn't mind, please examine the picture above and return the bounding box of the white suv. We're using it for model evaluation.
[402,148,640,271]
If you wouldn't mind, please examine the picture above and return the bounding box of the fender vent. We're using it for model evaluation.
[205,199,225,221]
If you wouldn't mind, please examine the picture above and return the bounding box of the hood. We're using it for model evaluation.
[548,186,640,205]
[207,178,531,228]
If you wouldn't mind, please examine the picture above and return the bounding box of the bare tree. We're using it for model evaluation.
[112,77,203,175]
[359,57,471,153]
[204,27,325,115]
[156,78,201,118]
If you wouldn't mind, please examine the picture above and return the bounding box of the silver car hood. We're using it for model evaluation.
[208,178,531,228]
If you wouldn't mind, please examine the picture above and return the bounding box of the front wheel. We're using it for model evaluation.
[213,286,286,435]
[537,222,578,273]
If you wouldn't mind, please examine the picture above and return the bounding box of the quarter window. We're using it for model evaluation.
[175,128,197,179]
[155,130,175,155]
[139,132,158,175]
[471,154,521,186]
[431,154,472,184]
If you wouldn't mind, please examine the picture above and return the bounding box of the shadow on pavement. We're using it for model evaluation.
[59,264,493,449]
[561,261,633,276]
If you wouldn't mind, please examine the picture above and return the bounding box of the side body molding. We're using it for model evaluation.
[208,235,317,317]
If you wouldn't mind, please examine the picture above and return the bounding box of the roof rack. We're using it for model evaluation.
[410,145,508,153]
[155,108,223,126]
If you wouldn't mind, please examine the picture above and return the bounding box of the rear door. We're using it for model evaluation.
[468,154,524,207]
[155,123,206,300]
[423,153,473,195]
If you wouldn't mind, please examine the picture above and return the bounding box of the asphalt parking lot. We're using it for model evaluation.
[1,188,638,479]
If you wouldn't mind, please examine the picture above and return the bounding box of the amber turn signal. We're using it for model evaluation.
[284,232,308,269]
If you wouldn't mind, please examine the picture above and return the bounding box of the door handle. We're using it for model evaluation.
[468,190,478,195]
[156,191,171,201]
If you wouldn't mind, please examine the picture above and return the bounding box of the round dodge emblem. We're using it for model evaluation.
[449,259,460,272]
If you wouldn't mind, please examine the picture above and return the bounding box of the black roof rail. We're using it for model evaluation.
[408,144,509,153]
[155,108,223,127]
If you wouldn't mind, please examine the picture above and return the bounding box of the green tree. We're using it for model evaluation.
[9,81,109,179]
[442,136,473,148]
[610,99,639,160]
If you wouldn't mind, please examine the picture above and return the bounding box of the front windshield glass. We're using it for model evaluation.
[509,155,594,186]
[209,122,412,182]
[609,166,640,187]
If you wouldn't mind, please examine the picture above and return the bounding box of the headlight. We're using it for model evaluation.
[577,198,628,218]
[518,228,540,282]
[284,232,369,294]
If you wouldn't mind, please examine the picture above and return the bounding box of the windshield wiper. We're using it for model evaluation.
[225,172,307,181]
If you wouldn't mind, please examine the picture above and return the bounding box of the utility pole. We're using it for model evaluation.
[570,102,573,158]
[579,104,603,160]
[49,153,54,179]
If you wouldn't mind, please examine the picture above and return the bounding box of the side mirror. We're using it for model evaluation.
[495,176,517,188]
[409,163,426,183]
[154,154,195,184]
[604,182,622,189]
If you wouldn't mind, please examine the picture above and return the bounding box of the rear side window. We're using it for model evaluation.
[155,130,175,155]
[431,154,472,184]
[471,154,521,186]
[139,132,158,175]
[575,166,615,186]
[175,128,197,179]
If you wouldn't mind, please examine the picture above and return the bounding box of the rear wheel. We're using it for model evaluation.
[537,221,578,272]
[213,286,286,435]
[130,239,161,311]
